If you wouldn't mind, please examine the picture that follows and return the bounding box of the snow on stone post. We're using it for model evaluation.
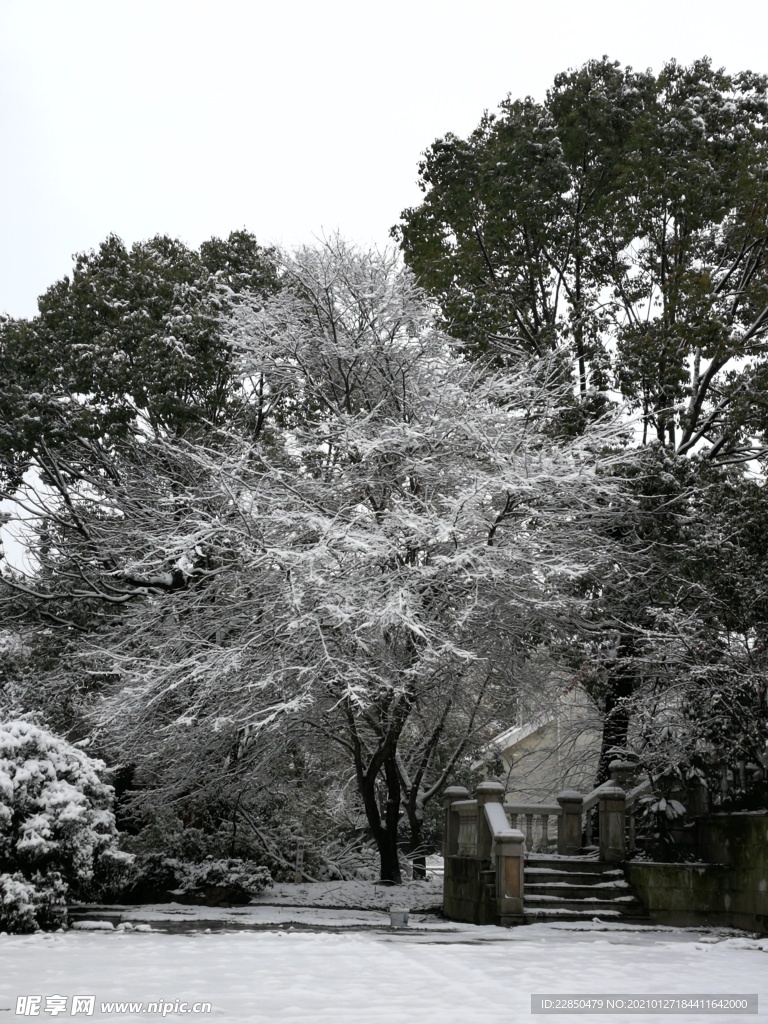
[493,829,526,925]
[475,781,505,862]
[598,785,627,863]
[442,786,470,858]
[609,760,637,788]
[557,790,584,856]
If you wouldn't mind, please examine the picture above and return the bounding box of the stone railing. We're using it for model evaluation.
[442,771,656,925]
[453,799,478,856]
[446,760,652,864]
[503,802,560,853]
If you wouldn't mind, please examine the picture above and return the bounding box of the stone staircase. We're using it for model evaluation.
[523,854,649,924]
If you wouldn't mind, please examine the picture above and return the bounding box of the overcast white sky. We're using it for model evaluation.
[1,0,767,321]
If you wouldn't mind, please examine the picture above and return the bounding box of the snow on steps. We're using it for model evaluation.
[523,855,649,925]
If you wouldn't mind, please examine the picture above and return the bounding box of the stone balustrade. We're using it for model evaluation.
[454,799,479,856]
[503,802,560,852]
[443,764,655,924]
[443,769,767,933]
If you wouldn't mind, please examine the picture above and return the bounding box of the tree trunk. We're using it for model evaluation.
[376,832,402,885]
[404,801,427,879]
[355,749,403,884]
[595,643,637,787]
[380,751,403,883]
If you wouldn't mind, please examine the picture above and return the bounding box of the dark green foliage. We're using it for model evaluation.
[395,58,768,457]
[396,57,768,798]
[0,231,279,492]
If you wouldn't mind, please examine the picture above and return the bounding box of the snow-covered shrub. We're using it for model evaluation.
[0,873,39,933]
[0,871,67,933]
[180,857,271,896]
[0,720,120,922]
[120,853,271,903]
[95,847,137,901]
[118,852,180,901]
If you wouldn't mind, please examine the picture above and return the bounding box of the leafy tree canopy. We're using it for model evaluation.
[394,57,768,460]
[0,231,279,492]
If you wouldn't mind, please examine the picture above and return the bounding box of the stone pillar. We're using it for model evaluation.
[609,760,637,789]
[442,786,470,858]
[475,781,505,862]
[557,790,584,856]
[493,828,526,925]
[598,785,626,863]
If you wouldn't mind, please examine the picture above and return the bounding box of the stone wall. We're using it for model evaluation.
[626,813,768,935]
[443,857,497,926]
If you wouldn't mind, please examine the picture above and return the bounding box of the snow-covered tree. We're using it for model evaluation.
[0,720,120,930]
[0,230,280,739]
[63,239,636,881]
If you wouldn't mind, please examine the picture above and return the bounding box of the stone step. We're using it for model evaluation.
[525,881,631,900]
[522,855,649,924]
[525,855,613,874]
[523,908,652,925]
[523,907,625,922]
[525,867,626,885]
[476,855,650,925]
[524,893,643,913]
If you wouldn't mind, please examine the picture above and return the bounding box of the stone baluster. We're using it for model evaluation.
[525,813,534,851]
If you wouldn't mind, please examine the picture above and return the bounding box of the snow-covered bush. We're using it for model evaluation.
[180,857,271,896]
[121,853,271,903]
[0,720,120,928]
[0,871,68,933]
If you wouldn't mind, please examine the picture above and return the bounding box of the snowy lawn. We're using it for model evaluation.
[1,921,767,1023]
[2,878,767,1024]
[248,874,445,912]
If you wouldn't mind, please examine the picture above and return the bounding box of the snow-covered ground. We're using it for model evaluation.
[249,874,445,912]
[1,882,766,1023]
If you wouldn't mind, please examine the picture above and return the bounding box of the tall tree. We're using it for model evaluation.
[395,58,768,795]
[5,240,636,881]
